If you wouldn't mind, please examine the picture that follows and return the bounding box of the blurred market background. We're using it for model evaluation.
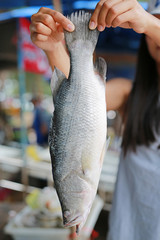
[0,1,148,240]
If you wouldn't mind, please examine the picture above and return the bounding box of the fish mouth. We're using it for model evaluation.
[63,215,83,228]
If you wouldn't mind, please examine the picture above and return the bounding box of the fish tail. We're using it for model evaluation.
[65,11,99,53]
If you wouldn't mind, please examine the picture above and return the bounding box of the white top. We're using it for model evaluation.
[148,0,160,14]
[107,134,160,240]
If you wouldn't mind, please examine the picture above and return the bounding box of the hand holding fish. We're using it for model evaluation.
[89,0,151,33]
[30,7,75,52]
[30,7,74,76]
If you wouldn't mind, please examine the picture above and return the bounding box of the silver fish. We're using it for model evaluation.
[49,11,107,233]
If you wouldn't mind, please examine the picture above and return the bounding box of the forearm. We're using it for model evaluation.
[145,14,160,46]
[106,78,132,111]
[45,41,70,77]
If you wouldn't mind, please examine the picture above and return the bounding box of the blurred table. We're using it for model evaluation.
[5,195,103,240]
[0,202,25,230]
[98,149,120,210]
[99,150,119,192]
[0,144,52,193]
[0,144,120,197]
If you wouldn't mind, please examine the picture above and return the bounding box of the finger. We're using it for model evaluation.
[97,0,121,31]
[112,10,134,28]
[106,0,133,27]
[38,7,75,32]
[31,13,57,32]
[30,22,52,36]
[56,23,63,33]
[118,22,131,28]
[51,23,64,42]
[31,32,49,43]
[89,0,106,29]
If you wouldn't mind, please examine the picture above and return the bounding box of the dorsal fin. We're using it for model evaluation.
[94,57,107,81]
[50,67,66,101]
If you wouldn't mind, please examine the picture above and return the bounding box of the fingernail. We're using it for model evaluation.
[89,21,96,30]
[67,24,75,31]
[98,25,104,31]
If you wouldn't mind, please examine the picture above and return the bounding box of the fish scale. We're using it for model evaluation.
[49,11,107,233]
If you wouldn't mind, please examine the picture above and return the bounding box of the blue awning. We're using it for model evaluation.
[0,1,148,22]
[0,6,53,21]
[73,1,148,10]
[0,0,52,8]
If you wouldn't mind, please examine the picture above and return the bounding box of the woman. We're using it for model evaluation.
[107,22,160,240]
[30,0,160,239]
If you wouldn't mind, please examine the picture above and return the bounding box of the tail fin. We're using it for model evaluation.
[65,11,99,53]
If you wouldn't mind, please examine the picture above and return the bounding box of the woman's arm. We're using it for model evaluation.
[144,14,160,47]
[89,0,160,46]
[44,43,70,77]
[30,7,75,77]
[106,78,132,112]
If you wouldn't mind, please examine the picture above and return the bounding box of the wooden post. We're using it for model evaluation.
[52,0,62,13]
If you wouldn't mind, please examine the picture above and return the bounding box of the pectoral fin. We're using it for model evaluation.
[50,67,66,101]
[94,57,107,82]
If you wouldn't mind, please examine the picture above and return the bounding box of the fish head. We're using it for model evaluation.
[58,172,96,232]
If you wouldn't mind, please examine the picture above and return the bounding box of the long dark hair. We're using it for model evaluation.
[122,34,160,155]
